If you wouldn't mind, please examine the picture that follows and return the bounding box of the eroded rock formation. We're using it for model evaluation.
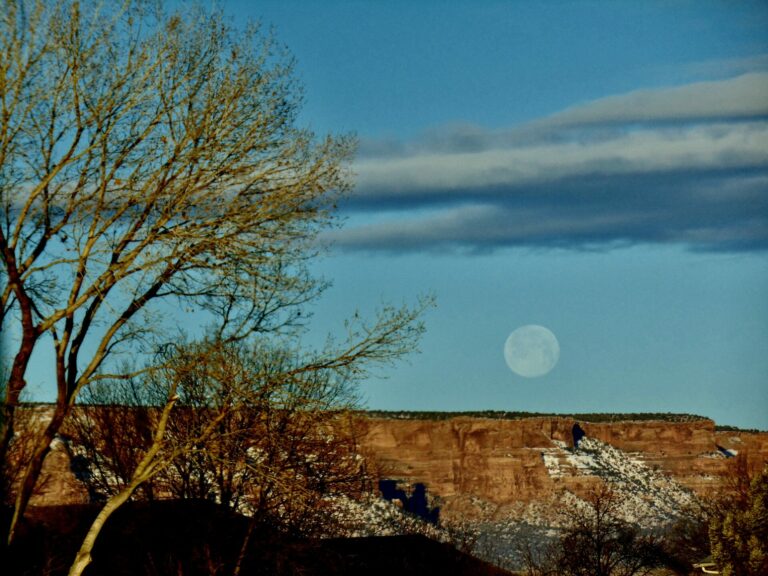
[356,416,768,510]
[16,407,768,516]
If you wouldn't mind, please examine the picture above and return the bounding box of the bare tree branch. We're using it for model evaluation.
[1,0,355,543]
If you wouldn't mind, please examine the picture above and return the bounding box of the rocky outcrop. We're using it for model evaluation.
[356,416,768,508]
[17,407,768,514]
[359,417,564,503]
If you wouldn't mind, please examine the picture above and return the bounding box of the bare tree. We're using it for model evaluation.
[521,485,669,576]
[64,302,429,576]
[0,404,57,507]
[62,342,244,575]
[63,371,166,503]
[0,0,362,543]
[69,339,374,518]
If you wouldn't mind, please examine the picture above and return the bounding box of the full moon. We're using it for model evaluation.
[504,325,560,378]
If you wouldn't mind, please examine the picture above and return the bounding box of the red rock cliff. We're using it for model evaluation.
[356,416,768,506]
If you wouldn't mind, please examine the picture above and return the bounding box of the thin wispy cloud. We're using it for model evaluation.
[329,73,768,253]
[538,72,768,127]
[671,53,768,82]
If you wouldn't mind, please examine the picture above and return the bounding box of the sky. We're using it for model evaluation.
[219,0,768,429]
[14,1,766,430]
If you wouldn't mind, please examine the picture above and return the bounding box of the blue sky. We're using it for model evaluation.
[223,0,768,429]
[17,2,765,430]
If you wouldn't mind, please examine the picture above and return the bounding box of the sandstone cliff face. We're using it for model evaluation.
[356,417,768,507]
[359,417,563,503]
[20,409,768,513]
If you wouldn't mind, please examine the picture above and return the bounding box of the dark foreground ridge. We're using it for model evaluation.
[1,501,512,576]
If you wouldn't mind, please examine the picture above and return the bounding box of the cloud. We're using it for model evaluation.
[328,172,768,253]
[331,74,768,253]
[538,72,768,127]
[352,122,767,204]
[672,54,768,82]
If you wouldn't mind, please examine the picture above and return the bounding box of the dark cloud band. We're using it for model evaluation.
[330,74,768,253]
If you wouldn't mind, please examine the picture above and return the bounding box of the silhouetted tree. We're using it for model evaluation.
[659,500,712,575]
[521,485,668,576]
[708,462,768,576]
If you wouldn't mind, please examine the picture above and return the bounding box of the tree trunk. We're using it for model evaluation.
[68,483,137,576]
[232,517,257,576]
[0,230,41,468]
[0,326,39,471]
[68,393,179,576]
[6,399,70,544]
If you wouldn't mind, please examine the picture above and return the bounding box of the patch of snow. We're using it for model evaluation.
[563,437,694,526]
[536,436,696,528]
[541,452,563,478]
[701,451,727,459]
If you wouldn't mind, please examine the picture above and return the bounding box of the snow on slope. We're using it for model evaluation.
[470,436,700,570]
[323,494,443,539]
[306,434,700,572]
[326,434,696,539]
[546,436,695,526]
